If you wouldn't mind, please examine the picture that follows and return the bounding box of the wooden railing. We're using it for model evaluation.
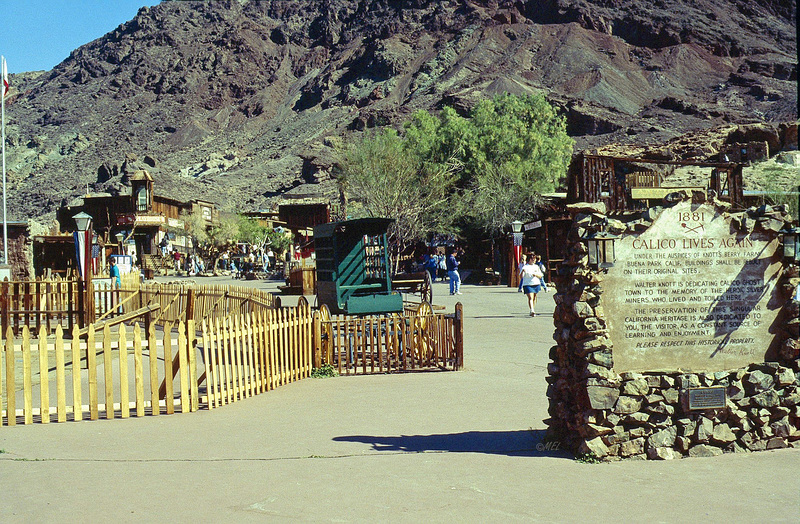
[1,276,137,336]
[625,171,662,188]
[130,282,277,326]
[0,274,277,336]
[1,277,80,335]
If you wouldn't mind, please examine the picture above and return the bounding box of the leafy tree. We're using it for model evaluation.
[237,215,291,258]
[337,93,573,270]
[455,94,573,234]
[336,129,458,272]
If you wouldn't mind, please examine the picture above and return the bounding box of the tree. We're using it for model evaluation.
[182,209,240,273]
[336,129,458,272]
[237,215,291,258]
[337,93,573,270]
[449,94,573,234]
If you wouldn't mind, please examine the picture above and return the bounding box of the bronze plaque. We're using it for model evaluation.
[603,201,782,372]
[688,386,727,410]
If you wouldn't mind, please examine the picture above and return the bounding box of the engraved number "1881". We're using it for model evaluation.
[679,212,705,222]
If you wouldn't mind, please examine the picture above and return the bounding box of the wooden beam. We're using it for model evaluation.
[77,303,161,338]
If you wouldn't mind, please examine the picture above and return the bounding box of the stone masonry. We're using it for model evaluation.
[545,191,800,459]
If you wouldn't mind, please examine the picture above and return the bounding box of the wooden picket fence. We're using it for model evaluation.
[201,303,313,409]
[315,303,463,375]
[1,277,463,427]
[0,320,199,425]
[1,272,143,336]
[122,282,276,326]
[2,277,82,335]
[0,274,278,336]
[0,300,313,424]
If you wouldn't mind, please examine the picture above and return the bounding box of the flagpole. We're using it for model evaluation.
[1,56,7,266]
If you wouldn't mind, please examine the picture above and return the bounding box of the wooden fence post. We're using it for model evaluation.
[186,288,196,325]
[454,302,463,371]
[1,280,9,336]
[312,311,321,369]
[76,277,85,329]
[5,326,15,426]
[67,278,74,332]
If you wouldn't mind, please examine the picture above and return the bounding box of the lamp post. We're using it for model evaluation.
[73,212,93,327]
[115,231,125,256]
[780,227,799,264]
[510,220,523,287]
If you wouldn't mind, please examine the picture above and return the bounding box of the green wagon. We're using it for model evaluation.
[313,218,404,315]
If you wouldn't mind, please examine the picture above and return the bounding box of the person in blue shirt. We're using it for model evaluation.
[446,248,462,295]
[423,250,438,282]
[109,257,121,287]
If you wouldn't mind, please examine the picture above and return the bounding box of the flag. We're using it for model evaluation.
[1,57,8,97]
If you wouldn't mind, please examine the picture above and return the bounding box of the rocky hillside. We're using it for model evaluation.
[3,0,797,220]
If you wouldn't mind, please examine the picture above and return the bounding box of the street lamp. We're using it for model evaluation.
[72,211,94,327]
[115,231,125,255]
[73,212,92,233]
[72,212,93,277]
[583,231,618,270]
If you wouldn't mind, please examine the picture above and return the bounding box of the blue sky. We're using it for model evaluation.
[1,0,162,74]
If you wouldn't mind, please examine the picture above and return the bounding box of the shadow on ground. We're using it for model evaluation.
[333,429,573,458]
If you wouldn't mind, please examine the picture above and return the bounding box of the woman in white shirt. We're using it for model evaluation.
[520,254,545,316]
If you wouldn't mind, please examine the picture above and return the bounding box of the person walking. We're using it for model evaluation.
[447,248,462,295]
[520,254,545,316]
[437,252,447,282]
[159,236,170,257]
[109,257,122,312]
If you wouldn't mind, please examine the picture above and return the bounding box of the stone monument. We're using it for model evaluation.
[546,192,799,460]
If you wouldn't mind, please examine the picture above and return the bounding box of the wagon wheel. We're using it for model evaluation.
[419,271,433,304]
[318,304,334,366]
[413,301,435,363]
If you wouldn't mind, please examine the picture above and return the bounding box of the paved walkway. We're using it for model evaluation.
[1,279,798,522]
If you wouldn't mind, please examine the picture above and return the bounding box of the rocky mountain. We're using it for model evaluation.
[3,0,797,220]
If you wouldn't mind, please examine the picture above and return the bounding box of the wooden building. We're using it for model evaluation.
[32,235,77,277]
[57,170,217,268]
[509,152,747,284]
[566,153,745,212]
[278,202,331,232]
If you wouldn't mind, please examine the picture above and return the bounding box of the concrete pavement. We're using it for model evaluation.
[0,279,798,522]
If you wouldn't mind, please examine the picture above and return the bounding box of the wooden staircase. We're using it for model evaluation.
[141,253,172,275]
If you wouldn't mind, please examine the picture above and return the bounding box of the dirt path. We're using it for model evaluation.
[0,280,797,522]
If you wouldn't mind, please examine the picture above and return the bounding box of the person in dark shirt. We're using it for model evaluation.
[446,248,461,295]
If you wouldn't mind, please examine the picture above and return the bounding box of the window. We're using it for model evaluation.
[136,187,148,212]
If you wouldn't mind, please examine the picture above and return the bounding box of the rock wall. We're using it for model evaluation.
[546,193,800,459]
